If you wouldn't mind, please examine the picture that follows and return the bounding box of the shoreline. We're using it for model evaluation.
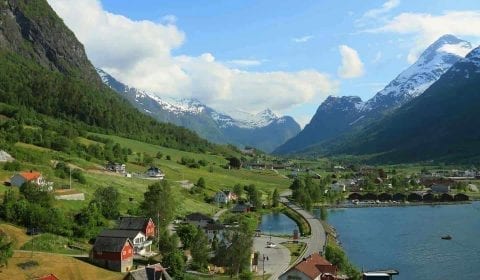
[325,200,471,209]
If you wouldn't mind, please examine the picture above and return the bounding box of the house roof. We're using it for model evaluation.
[185,212,212,221]
[19,171,41,181]
[35,274,60,280]
[98,229,144,240]
[93,236,132,253]
[127,264,172,280]
[147,166,163,172]
[204,223,225,231]
[118,216,152,231]
[232,203,251,212]
[287,253,336,279]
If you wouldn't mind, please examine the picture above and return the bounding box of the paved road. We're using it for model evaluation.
[253,235,291,280]
[213,208,228,221]
[280,191,326,260]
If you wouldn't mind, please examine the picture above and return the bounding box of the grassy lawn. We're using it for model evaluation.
[0,251,122,280]
[281,241,306,265]
[20,233,89,255]
[0,223,32,249]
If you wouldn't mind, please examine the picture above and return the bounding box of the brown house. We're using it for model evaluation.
[279,253,338,280]
[91,236,134,272]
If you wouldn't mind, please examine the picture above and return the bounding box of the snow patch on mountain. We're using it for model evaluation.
[362,35,472,111]
[215,109,280,129]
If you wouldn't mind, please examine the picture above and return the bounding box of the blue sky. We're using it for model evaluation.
[49,0,480,126]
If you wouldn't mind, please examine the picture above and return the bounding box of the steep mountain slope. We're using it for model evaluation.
[273,96,364,154]
[98,69,301,152]
[324,45,480,163]
[274,35,471,155]
[0,0,217,153]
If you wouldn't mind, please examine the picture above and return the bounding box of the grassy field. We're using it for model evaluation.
[21,233,88,255]
[1,252,122,280]
[0,223,32,249]
[281,241,306,265]
[1,133,292,218]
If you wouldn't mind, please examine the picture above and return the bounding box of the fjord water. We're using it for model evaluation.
[326,202,480,280]
[259,213,299,235]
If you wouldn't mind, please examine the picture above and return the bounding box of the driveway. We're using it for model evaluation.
[253,235,291,280]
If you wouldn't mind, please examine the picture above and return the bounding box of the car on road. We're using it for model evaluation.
[266,241,276,248]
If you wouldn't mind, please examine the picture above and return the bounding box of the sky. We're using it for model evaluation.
[48,0,480,127]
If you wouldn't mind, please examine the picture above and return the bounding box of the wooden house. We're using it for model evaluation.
[118,216,156,239]
[91,236,134,272]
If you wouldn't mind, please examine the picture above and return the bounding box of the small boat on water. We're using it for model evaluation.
[441,234,452,240]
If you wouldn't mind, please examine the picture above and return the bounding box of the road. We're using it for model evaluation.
[280,191,326,260]
[253,235,291,280]
[213,208,228,221]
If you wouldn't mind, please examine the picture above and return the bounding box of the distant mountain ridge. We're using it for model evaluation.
[97,69,301,152]
[274,35,472,155]
[321,43,480,163]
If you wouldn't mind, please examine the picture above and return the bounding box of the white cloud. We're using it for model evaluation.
[372,51,383,64]
[367,11,480,63]
[47,0,338,114]
[292,35,314,43]
[226,59,262,68]
[362,0,400,18]
[161,14,177,25]
[338,45,365,79]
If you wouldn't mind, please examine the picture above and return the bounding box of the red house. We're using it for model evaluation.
[91,236,134,272]
[279,253,338,280]
[118,216,155,239]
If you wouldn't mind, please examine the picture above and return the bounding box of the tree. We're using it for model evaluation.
[156,151,163,159]
[319,206,328,221]
[158,228,179,256]
[162,250,185,279]
[0,234,13,268]
[233,184,243,199]
[290,178,304,191]
[191,229,209,270]
[245,185,262,210]
[19,182,53,208]
[196,177,206,189]
[140,181,176,227]
[74,201,106,238]
[227,156,242,169]
[176,223,198,249]
[143,153,154,166]
[93,186,120,219]
[272,188,280,208]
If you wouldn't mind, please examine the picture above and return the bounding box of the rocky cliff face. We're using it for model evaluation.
[0,0,99,82]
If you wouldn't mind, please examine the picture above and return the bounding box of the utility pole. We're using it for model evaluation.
[262,254,265,280]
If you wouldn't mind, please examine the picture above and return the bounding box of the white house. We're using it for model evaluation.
[214,190,237,204]
[106,162,126,174]
[10,171,51,190]
[203,223,227,243]
[146,166,165,179]
[98,229,152,255]
[330,182,346,192]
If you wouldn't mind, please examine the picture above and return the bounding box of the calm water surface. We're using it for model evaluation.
[259,213,299,235]
[325,202,480,280]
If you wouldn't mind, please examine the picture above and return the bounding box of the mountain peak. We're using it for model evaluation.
[418,34,472,64]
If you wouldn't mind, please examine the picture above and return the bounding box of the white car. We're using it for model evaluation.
[267,242,276,248]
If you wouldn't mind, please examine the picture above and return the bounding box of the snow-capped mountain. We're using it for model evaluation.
[97,69,301,152]
[274,35,471,155]
[362,34,472,112]
[321,44,480,162]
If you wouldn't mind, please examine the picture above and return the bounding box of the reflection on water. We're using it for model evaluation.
[259,213,299,235]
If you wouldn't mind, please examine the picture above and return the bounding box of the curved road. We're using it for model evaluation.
[280,191,326,261]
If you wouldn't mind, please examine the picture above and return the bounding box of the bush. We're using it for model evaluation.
[3,161,21,171]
